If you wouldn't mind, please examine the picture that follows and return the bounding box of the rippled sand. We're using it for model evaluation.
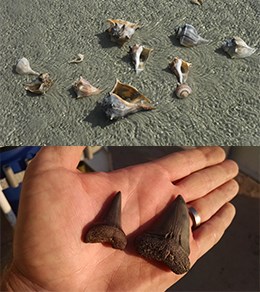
[0,0,259,145]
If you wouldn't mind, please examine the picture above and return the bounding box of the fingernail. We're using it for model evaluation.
[85,191,127,250]
[135,195,191,274]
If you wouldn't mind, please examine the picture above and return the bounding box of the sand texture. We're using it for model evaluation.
[0,0,259,145]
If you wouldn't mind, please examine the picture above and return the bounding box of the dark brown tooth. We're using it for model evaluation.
[135,195,191,274]
[85,191,127,250]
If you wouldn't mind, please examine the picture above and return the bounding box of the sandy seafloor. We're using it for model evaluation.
[0,0,259,145]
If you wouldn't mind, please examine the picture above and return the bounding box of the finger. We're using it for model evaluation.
[176,159,239,201]
[155,147,226,182]
[192,203,236,260]
[188,179,239,224]
[29,146,85,172]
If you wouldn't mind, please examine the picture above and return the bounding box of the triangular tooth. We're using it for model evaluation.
[135,194,191,273]
[148,195,190,254]
[85,191,127,250]
[103,191,122,228]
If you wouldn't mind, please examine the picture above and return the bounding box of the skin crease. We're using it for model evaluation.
[2,146,239,291]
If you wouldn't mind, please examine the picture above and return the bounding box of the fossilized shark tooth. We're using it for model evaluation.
[24,73,53,94]
[73,76,102,98]
[222,36,257,59]
[169,57,192,84]
[16,57,39,75]
[175,24,209,47]
[101,79,155,120]
[106,19,141,45]
[85,191,127,250]
[135,195,191,274]
[129,44,153,73]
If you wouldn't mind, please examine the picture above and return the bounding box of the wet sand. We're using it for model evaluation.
[0,0,259,145]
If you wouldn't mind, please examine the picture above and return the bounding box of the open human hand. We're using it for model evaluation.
[3,146,239,291]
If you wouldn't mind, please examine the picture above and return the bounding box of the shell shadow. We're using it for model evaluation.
[162,65,173,75]
[121,52,133,68]
[169,35,182,48]
[67,86,77,98]
[214,47,229,58]
[96,31,120,49]
[12,65,18,74]
[24,90,45,98]
[83,101,115,128]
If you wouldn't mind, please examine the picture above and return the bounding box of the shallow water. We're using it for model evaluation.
[0,0,259,145]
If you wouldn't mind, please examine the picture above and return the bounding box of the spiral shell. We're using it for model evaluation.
[169,57,192,84]
[129,44,153,73]
[16,57,39,75]
[101,79,154,120]
[106,19,140,45]
[222,37,256,59]
[73,76,102,98]
[175,24,209,47]
[175,84,192,99]
[24,73,53,95]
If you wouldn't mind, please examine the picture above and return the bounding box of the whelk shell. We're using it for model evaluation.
[24,73,53,95]
[169,57,192,84]
[73,76,102,98]
[101,79,155,120]
[222,37,256,59]
[129,44,153,73]
[106,19,141,45]
[175,83,192,99]
[175,24,209,47]
[16,57,39,76]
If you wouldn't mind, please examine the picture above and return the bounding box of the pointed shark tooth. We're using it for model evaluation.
[135,195,191,274]
[85,191,127,250]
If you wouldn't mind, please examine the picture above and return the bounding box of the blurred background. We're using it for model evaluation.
[0,146,259,291]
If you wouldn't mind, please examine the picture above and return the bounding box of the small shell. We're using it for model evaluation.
[106,19,141,45]
[169,57,192,84]
[24,73,53,95]
[129,44,153,73]
[73,76,102,98]
[175,24,209,47]
[222,37,256,59]
[101,79,154,120]
[68,54,84,64]
[190,0,204,5]
[16,57,39,75]
[175,83,192,99]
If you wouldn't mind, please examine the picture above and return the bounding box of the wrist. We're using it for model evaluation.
[1,263,36,291]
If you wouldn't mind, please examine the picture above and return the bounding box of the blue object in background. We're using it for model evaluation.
[0,147,41,214]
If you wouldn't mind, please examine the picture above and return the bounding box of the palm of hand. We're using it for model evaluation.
[14,161,191,290]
